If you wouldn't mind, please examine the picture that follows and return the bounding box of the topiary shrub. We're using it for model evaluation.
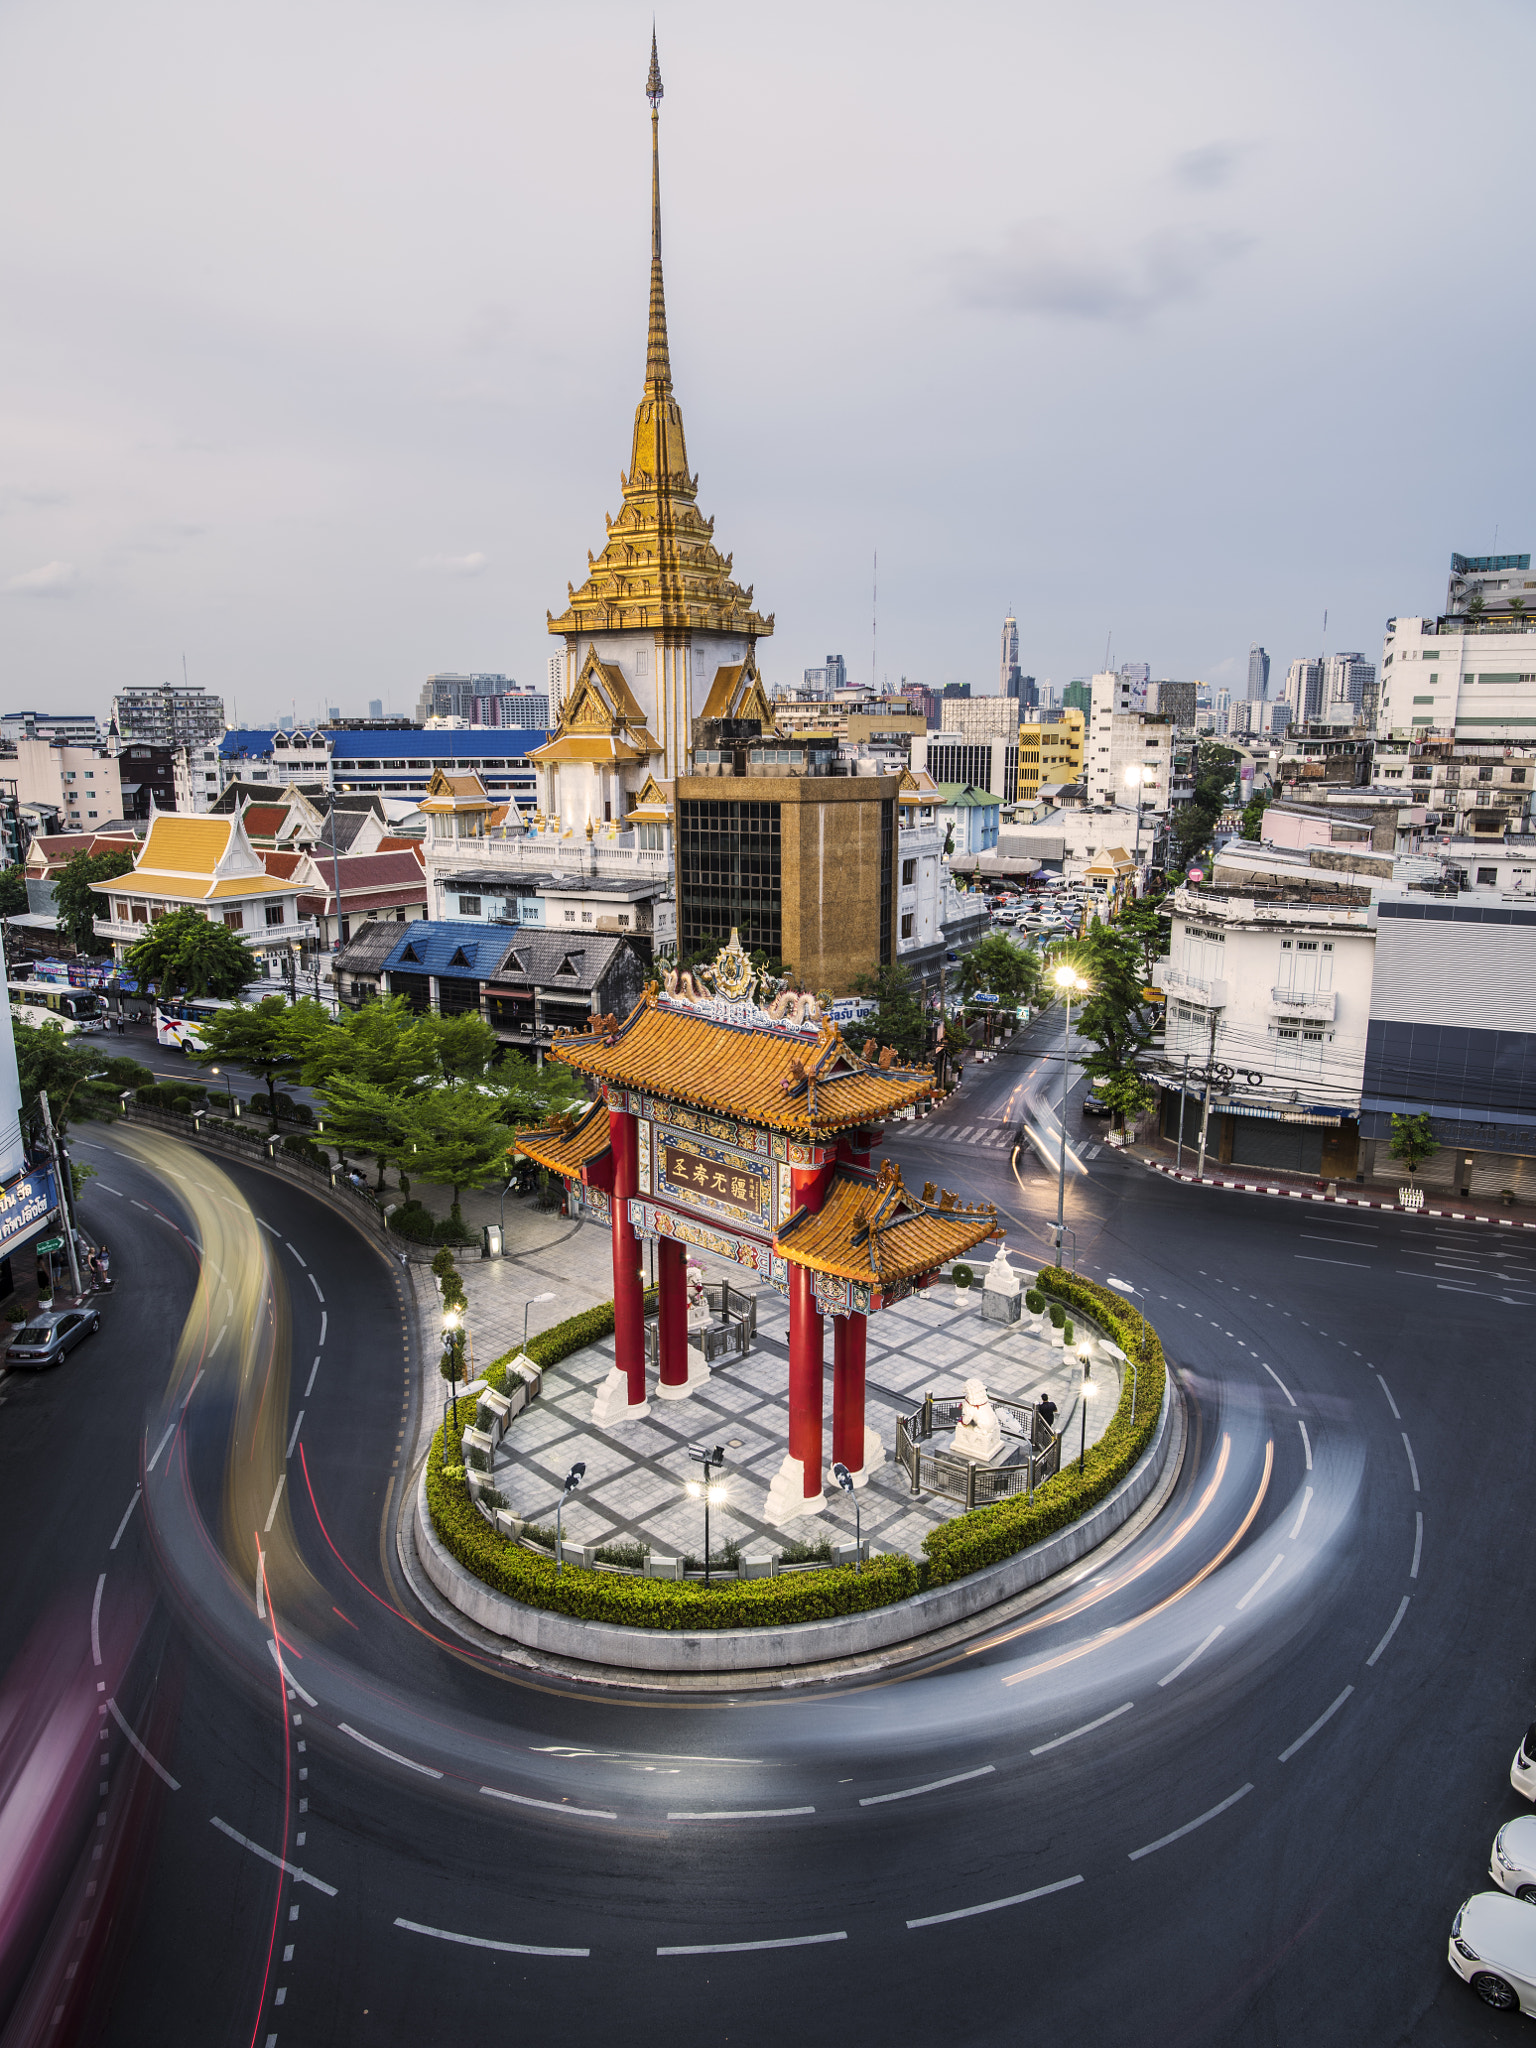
[952,1262,974,1290]
[388,1200,437,1243]
[1025,1288,1045,1315]
[171,1094,193,1115]
[1063,1318,1075,1346]
[1049,1301,1065,1328]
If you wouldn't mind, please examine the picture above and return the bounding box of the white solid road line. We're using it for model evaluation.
[109,1699,181,1790]
[907,1874,1083,1929]
[146,1420,177,1473]
[1297,1419,1312,1471]
[666,1806,815,1820]
[1158,1627,1224,1689]
[481,1786,618,1819]
[109,1487,141,1551]
[210,1816,335,1894]
[394,1917,588,1959]
[1289,1488,1314,1541]
[1366,1597,1411,1668]
[91,1573,105,1666]
[1278,1686,1354,1763]
[308,1273,324,1303]
[339,1723,443,1778]
[1236,1553,1285,1611]
[1259,1362,1295,1407]
[1411,1510,1423,1579]
[859,1765,995,1806]
[264,1474,285,1533]
[1401,1433,1421,1491]
[658,1932,846,1957]
[1376,1373,1401,1419]
[1030,1702,1133,1756]
[268,1642,318,1707]
[1128,1784,1253,1861]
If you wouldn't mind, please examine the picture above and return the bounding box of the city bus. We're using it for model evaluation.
[7,981,107,1034]
[154,996,238,1052]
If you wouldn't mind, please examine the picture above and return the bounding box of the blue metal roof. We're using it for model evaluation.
[382,920,517,979]
[218,728,547,762]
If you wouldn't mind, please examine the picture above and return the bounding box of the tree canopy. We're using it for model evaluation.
[0,866,27,918]
[9,1018,151,1142]
[124,909,258,1000]
[190,994,329,1117]
[53,848,136,956]
[956,934,1042,1016]
[1169,742,1241,867]
[847,964,930,1064]
[1046,920,1159,1129]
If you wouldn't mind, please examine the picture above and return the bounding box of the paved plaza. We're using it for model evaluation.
[467,1244,1124,1562]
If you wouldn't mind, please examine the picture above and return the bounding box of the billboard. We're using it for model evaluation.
[0,1166,59,1264]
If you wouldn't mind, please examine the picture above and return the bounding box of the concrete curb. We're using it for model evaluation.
[1141,1156,1536,1231]
[412,1370,1174,1676]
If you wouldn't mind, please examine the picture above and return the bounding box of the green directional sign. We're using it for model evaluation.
[36,1237,64,1254]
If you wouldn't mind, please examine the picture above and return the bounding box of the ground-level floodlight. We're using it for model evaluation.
[555,1460,586,1573]
[686,1443,727,1583]
[831,1460,861,1568]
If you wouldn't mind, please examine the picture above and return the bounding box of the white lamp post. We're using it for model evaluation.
[1051,962,1091,1264]
[1105,1274,1146,1421]
[1124,762,1149,871]
[686,1443,727,1582]
[1078,1368,1095,1473]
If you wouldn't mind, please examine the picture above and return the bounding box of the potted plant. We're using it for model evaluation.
[1048,1301,1066,1349]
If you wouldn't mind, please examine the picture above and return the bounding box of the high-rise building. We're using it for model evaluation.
[418,672,516,722]
[941,681,971,700]
[112,684,224,747]
[1116,662,1150,709]
[801,655,848,700]
[1283,658,1327,724]
[0,711,99,748]
[1061,680,1091,716]
[999,612,1019,693]
[1325,652,1376,715]
[924,695,1021,804]
[1149,679,1197,729]
[903,682,941,728]
[1087,673,1172,821]
[368,698,384,720]
[1247,646,1270,700]
[471,689,550,728]
[1445,550,1536,623]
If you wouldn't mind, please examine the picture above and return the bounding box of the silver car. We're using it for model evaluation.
[6,1309,102,1369]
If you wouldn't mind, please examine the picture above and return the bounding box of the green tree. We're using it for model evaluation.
[53,848,136,956]
[316,1075,412,1188]
[124,909,258,1000]
[1239,792,1270,841]
[957,934,1043,1016]
[1170,741,1241,866]
[297,995,434,1095]
[1388,1111,1438,1176]
[9,1018,152,1142]
[397,1086,517,1229]
[190,994,326,1121]
[426,1012,502,1088]
[1113,893,1170,988]
[847,963,930,1064]
[0,866,27,918]
[1047,922,1158,1130]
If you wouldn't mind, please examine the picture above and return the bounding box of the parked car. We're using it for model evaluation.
[1449,1892,1536,2012]
[1490,1816,1536,1902]
[1513,1720,1536,1802]
[1082,1092,1111,1117]
[5,1309,101,1369]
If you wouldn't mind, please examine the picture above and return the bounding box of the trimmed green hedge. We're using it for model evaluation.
[920,1267,1166,1587]
[426,1296,920,1630]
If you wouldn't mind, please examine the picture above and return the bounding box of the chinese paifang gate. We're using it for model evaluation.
[515,939,1001,1525]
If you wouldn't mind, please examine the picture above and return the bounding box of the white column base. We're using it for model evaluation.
[764,1453,826,1525]
[591,1365,650,1427]
[652,1355,712,1401]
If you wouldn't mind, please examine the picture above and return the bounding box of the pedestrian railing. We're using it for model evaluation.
[894,1393,1061,1508]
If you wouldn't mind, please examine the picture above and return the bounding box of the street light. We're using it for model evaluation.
[1105,1275,1145,1421]
[209,1065,235,1115]
[555,1460,586,1573]
[1124,763,1150,868]
[1078,1369,1095,1474]
[441,1307,465,1430]
[523,1291,555,1352]
[1051,962,1091,1266]
[831,1460,862,1569]
[686,1443,727,1583]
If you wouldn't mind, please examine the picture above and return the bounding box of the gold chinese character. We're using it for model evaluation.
[731,1176,748,1200]
[710,1170,728,1192]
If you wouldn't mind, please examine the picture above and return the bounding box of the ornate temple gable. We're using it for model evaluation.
[546,39,773,647]
[526,644,661,768]
[624,771,674,822]
[698,648,775,729]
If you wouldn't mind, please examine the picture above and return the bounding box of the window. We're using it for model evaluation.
[1479,766,1494,781]
[458,896,482,918]
[1511,768,1527,784]
[223,910,244,930]
[902,857,917,886]
[564,909,577,924]
[1477,867,1498,885]
[581,911,593,925]
[1412,695,1436,705]
[901,911,915,939]
[618,913,630,928]
[265,905,286,927]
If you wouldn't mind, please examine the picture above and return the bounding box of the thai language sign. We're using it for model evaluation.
[0,1166,58,1263]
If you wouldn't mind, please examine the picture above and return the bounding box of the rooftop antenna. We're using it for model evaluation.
[182,652,189,690]
[872,549,878,695]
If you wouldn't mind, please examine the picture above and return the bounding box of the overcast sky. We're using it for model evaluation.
[1,0,1531,725]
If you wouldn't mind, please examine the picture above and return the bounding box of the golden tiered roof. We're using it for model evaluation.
[514,1099,613,1179]
[549,988,933,1137]
[546,36,773,646]
[527,650,660,767]
[777,1160,1000,1283]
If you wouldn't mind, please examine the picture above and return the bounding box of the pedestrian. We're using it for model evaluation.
[1037,1391,1058,1433]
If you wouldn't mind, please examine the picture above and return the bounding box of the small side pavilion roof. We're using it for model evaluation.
[514,1099,612,1179]
[775,1160,999,1284]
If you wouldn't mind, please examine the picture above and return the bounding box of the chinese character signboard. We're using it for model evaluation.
[0,1166,58,1263]
[657,1135,771,1234]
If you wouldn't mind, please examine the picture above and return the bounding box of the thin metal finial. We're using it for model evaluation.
[647,27,663,108]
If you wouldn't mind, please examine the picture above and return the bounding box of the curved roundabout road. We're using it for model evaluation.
[2,1105,1531,2047]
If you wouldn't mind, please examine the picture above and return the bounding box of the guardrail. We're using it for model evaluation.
[894,1392,1060,1508]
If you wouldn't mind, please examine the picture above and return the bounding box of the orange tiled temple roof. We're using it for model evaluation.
[548,992,933,1137]
[776,1160,999,1284]
[513,1100,612,1178]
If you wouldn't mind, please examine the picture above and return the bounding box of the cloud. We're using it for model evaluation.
[953,220,1252,323]
[3,559,77,596]
[1173,142,1246,191]
[415,551,487,576]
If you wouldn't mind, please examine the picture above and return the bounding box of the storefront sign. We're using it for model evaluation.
[0,1166,59,1263]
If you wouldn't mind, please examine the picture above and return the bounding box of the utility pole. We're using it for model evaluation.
[1195,1010,1220,1179]
[1174,1050,1191,1170]
[38,1090,83,1300]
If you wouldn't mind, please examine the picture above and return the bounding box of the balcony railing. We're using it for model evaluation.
[1268,986,1337,1019]
[1161,967,1228,1008]
[429,838,670,875]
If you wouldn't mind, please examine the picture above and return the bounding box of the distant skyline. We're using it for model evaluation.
[1,0,1531,723]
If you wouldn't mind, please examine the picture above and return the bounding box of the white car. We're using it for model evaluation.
[1491,1816,1536,1902]
[1450,1893,1536,2012]
[1514,1720,1536,1802]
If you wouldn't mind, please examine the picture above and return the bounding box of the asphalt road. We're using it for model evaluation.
[0,1082,1530,2047]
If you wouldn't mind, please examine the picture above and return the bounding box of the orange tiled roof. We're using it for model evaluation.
[776,1159,999,1283]
[549,991,932,1137]
[513,1100,611,1178]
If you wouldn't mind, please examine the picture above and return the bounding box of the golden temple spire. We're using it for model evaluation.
[644,32,672,400]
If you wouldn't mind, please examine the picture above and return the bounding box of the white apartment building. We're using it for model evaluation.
[14,739,124,831]
[1158,883,1376,1170]
[1088,672,1172,835]
[1377,612,1536,742]
[1284,658,1327,724]
[173,742,223,813]
[916,695,1021,804]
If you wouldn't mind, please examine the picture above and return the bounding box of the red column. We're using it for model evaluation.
[788,1265,824,1500]
[831,1310,868,1477]
[608,1106,646,1407]
[657,1235,688,1390]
